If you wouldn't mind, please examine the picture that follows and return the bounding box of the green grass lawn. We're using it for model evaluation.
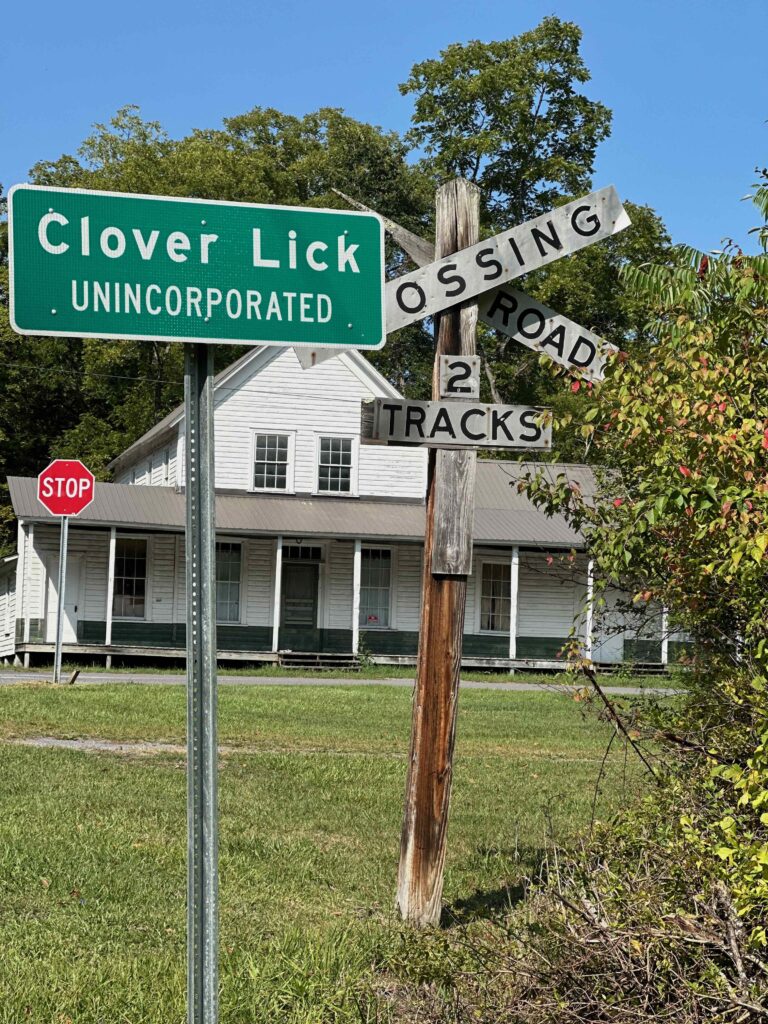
[0,683,648,1023]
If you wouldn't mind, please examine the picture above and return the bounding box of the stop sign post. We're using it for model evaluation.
[37,460,95,683]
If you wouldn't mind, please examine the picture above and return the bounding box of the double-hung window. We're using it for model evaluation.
[253,434,289,491]
[113,538,147,619]
[360,548,391,628]
[318,437,352,493]
[216,542,242,623]
[480,562,511,632]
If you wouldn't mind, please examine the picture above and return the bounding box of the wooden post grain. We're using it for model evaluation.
[396,179,480,927]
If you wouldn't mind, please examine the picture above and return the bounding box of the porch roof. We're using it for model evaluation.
[8,462,591,548]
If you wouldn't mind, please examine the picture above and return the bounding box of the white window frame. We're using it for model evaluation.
[251,430,296,494]
[359,545,395,630]
[313,433,358,497]
[112,533,153,622]
[215,537,244,625]
[162,447,170,485]
[476,556,512,635]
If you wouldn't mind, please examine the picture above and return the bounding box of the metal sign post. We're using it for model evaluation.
[184,342,219,1024]
[36,459,95,684]
[53,515,68,685]
[8,182,388,1024]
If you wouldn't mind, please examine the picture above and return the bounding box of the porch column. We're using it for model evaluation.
[509,545,519,661]
[23,524,34,643]
[105,527,117,667]
[660,605,669,667]
[272,536,283,653]
[15,521,26,666]
[584,558,594,660]
[22,523,34,668]
[352,539,362,655]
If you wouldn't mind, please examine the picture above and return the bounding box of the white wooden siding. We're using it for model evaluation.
[244,538,275,627]
[327,540,354,629]
[393,544,422,631]
[173,538,186,622]
[30,526,109,638]
[151,534,177,622]
[125,347,428,501]
[591,585,626,663]
[517,552,585,638]
[358,445,427,500]
[0,570,16,657]
[23,526,47,621]
[172,536,276,626]
[117,441,177,487]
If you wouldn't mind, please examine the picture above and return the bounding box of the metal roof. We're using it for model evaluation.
[8,461,590,548]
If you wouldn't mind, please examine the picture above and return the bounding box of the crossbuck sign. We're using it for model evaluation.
[341,185,629,383]
[386,186,629,333]
[360,185,630,448]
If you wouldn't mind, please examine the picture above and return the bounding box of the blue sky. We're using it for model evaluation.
[3,0,766,252]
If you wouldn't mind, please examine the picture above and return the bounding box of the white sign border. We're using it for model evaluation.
[7,183,387,350]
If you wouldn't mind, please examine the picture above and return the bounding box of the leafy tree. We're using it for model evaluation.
[400,17,611,229]
[396,20,670,426]
[0,106,433,514]
[523,181,768,960]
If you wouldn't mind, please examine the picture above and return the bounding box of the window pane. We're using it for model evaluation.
[360,549,391,627]
[112,538,147,618]
[254,433,289,490]
[216,542,241,622]
[318,438,352,493]
[480,562,511,632]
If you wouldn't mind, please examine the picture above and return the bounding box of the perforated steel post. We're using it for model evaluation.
[185,342,219,1024]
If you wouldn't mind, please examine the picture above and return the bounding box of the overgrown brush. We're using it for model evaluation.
[376,670,767,1023]
[450,744,768,1023]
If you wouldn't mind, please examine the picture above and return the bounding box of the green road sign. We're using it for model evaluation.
[8,185,385,349]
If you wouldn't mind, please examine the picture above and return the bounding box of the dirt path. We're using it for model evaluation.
[4,735,616,764]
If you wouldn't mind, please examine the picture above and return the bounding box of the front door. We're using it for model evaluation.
[46,556,82,643]
[280,562,319,649]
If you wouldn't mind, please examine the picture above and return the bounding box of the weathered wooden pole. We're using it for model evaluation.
[397,179,479,927]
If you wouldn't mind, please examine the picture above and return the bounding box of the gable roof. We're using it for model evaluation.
[108,345,403,477]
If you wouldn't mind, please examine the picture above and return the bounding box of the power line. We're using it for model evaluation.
[0,357,418,407]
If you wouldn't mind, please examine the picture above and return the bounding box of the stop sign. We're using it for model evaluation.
[37,459,95,517]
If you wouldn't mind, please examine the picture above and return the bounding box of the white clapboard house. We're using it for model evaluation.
[1,345,680,669]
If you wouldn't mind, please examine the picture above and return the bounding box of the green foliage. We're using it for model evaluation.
[400,17,611,229]
[0,104,433,548]
[524,190,768,665]
[501,181,768,1017]
[398,22,670,430]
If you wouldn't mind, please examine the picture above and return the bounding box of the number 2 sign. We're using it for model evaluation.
[439,355,480,400]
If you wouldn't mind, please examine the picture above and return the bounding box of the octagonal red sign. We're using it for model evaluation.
[37,459,95,517]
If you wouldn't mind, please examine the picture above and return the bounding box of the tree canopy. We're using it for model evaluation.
[0,17,673,550]
[400,17,612,229]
